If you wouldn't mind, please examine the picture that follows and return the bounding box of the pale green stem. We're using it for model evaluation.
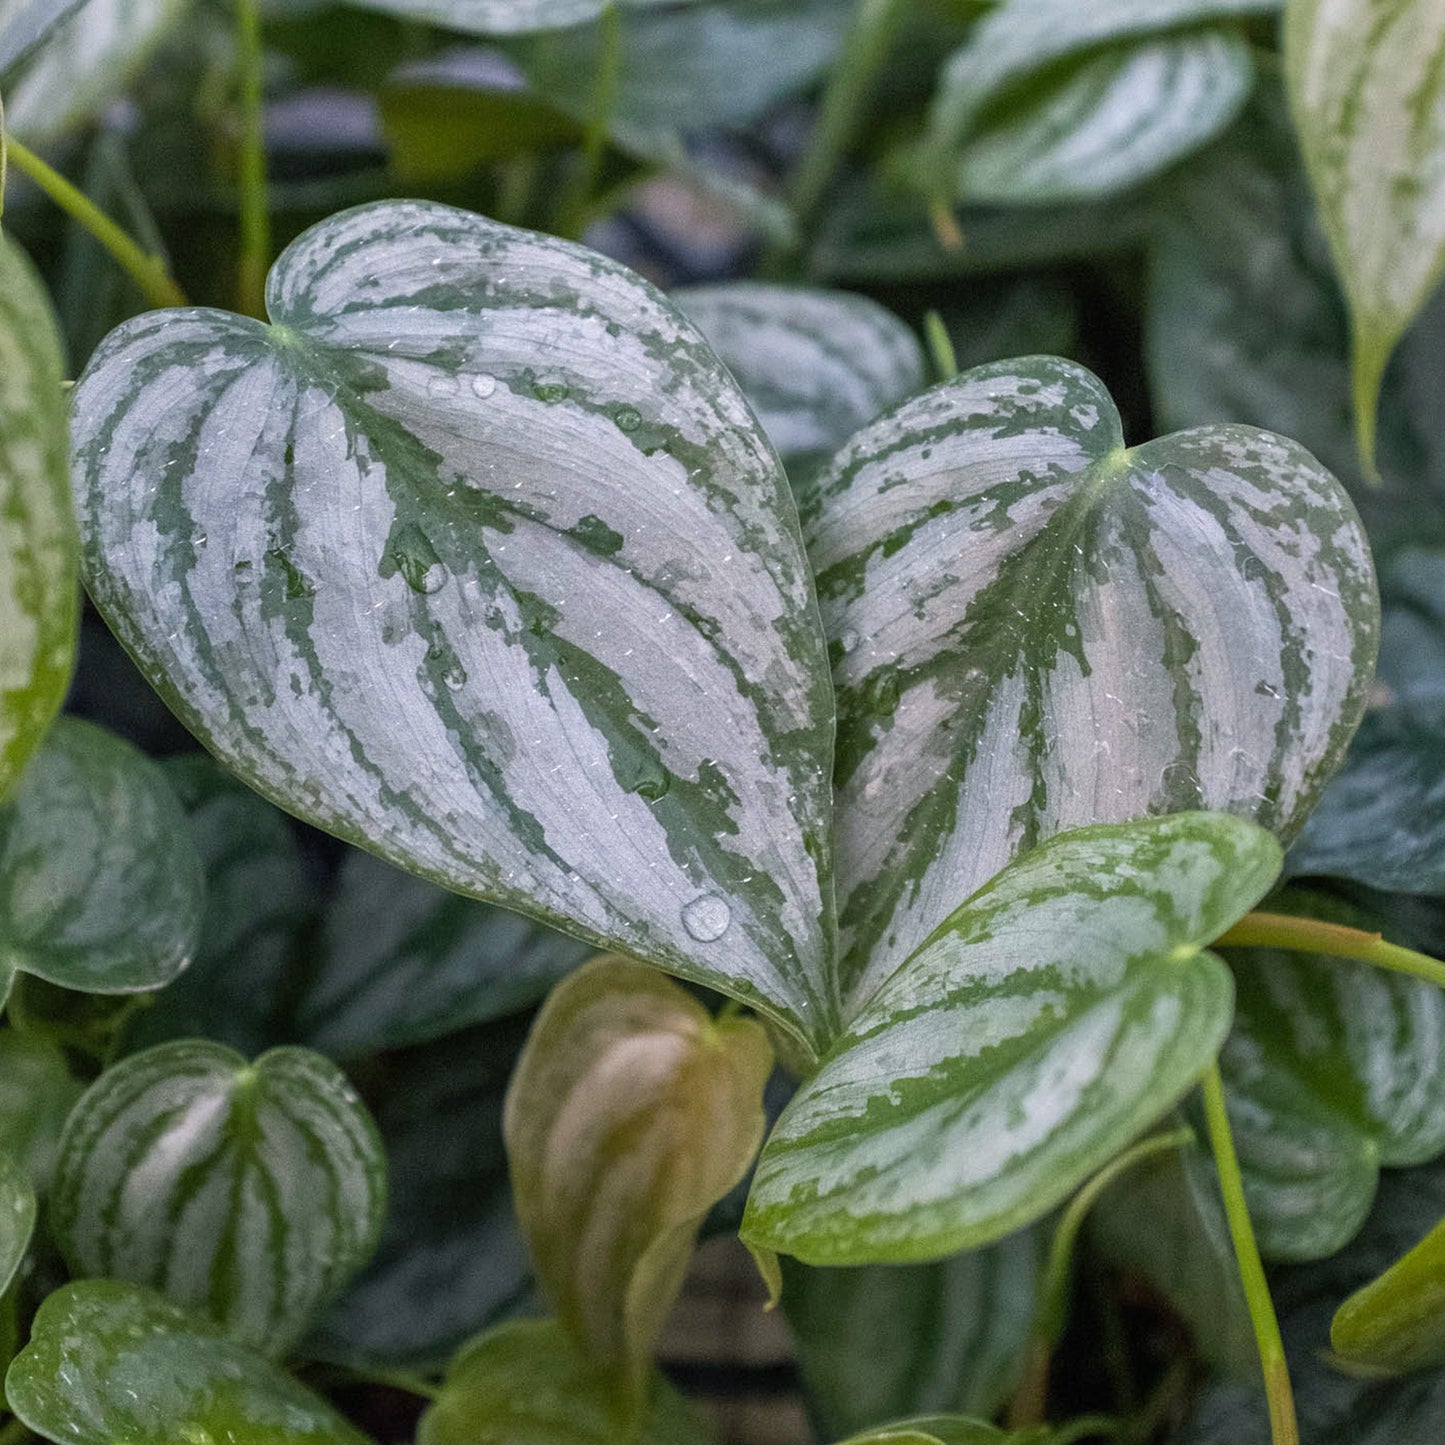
[2,136,186,308]
[1349,314,1392,487]
[1201,1065,1299,1445]
[1009,1128,1194,1429]
[1216,911,1445,991]
[235,0,271,318]
[555,2,623,240]
[923,309,958,381]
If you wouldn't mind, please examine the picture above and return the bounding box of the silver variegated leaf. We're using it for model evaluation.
[6,1281,375,1445]
[346,0,703,38]
[0,718,205,1001]
[0,235,75,799]
[50,1041,387,1356]
[1285,0,1445,468]
[741,813,1282,1265]
[801,355,1377,1003]
[71,199,839,1058]
[674,283,926,476]
[0,0,189,146]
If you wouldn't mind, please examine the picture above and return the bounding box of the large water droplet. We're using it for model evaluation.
[614,404,642,433]
[471,373,498,399]
[265,547,314,601]
[381,521,447,595]
[682,894,730,942]
[534,380,570,404]
[623,756,669,801]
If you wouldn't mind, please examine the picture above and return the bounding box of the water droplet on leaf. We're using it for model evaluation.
[682,894,730,942]
[471,373,498,399]
[381,521,447,595]
[614,404,642,433]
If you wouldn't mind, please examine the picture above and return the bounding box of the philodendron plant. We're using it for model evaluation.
[5,0,1445,1443]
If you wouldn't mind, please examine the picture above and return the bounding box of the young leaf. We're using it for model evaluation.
[50,1041,386,1356]
[5,1280,376,1445]
[417,1317,705,1445]
[1285,0,1445,473]
[1218,891,1445,1261]
[505,956,772,1402]
[0,1031,80,1193]
[741,813,1282,1265]
[0,235,76,800]
[0,1151,36,1298]
[783,1231,1041,1438]
[674,283,926,479]
[0,718,204,1002]
[919,0,1274,204]
[294,849,592,1056]
[1332,1210,1445,1374]
[840,1421,1041,1445]
[71,198,840,1057]
[802,355,1377,1003]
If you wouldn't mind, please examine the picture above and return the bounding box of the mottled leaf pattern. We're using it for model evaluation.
[505,957,772,1402]
[51,1041,386,1355]
[72,199,839,1056]
[0,236,75,799]
[1285,0,1445,467]
[5,1281,375,1445]
[417,1318,704,1445]
[741,814,1281,1265]
[346,0,701,37]
[674,284,926,475]
[802,356,1376,1001]
[0,718,204,1001]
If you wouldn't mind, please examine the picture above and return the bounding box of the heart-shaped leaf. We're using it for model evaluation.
[0,1151,36,1298]
[505,956,772,1405]
[0,235,76,800]
[0,0,188,146]
[121,754,315,1056]
[674,284,926,478]
[50,1041,386,1355]
[784,1231,1041,1439]
[0,718,205,1002]
[1218,891,1445,1261]
[347,0,702,37]
[294,848,592,1056]
[310,1016,538,1372]
[72,198,839,1057]
[1285,0,1445,470]
[919,0,1275,204]
[0,1031,80,1194]
[741,813,1282,1265]
[417,1317,705,1445]
[801,355,1377,1003]
[5,1280,375,1445]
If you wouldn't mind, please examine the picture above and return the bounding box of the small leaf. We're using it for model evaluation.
[294,849,592,1056]
[0,1031,80,1193]
[72,198,839,1058]
[1285,0,1445,473]
[741,813,1281,1265]
[839,1420,1043,1445]
[0,1152,36,1298]
[783,1231,1041,1438]
[0,235,76,800]
[417,1317,705,1445]
[803,355,1377,1003]
[674,283,926,478]
[5,1279,375,1445]
[1333,1211,1445,1374]
[0,718,205,1002]
[50,1041,386,1356]
[505,956,772,1402]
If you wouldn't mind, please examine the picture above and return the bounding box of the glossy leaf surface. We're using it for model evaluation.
[0,1151,35,1297]
[803,355,1376,1001]
[295,848,591,1056]
[0,718,204,1001]
[1219,891,1445,1260]
[348,0,701,36]
[505,957,772,1399]
[5,1280,375,1445]
[417,1317,703,1445]
[0,236,75,799]
[742,814,1281,1265]
[72,199,839,1056]
[838,1420,1021,1445]
[784,1231,1040,1437]
[1285,0,1445,466]
[51,1041,386,1355]
[674,284,926,476]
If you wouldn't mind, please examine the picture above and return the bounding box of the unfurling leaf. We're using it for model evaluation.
[50,1041,386,1355]
[0,718,204,1002]
[5,1280,376,1445]
[0,234,75,799]
[1334,1212,1445,1374]
[1285,0,1445,474]
[71,198,839,1060]
[742,813,1282,1265]
[505,956,772,1406]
